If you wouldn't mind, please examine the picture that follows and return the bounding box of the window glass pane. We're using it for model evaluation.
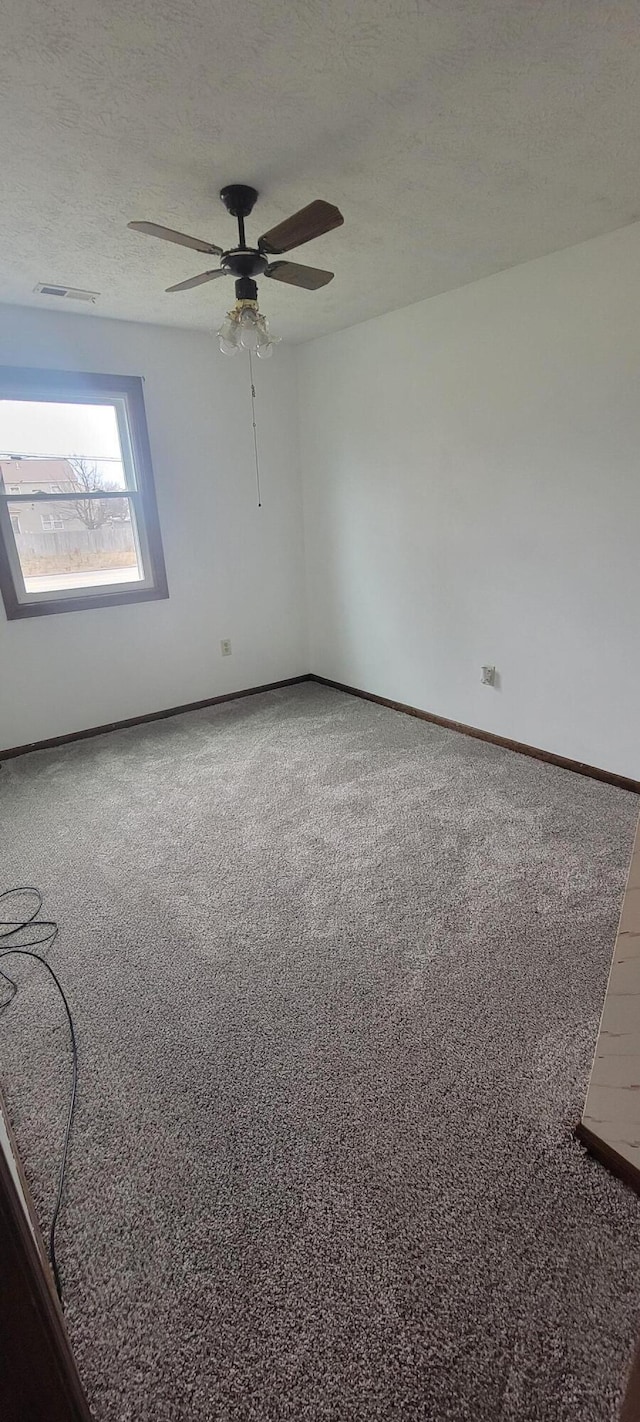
[7,497,144,594]
[0,400,128,489]
[0,374,166,618]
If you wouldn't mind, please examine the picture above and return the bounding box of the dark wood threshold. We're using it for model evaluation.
[575,1121,640,1198]
[309,675,640,795]
[0,675,311,760]
[0,1088,92,1420]
[1,1086,51,1276]
[575,1124,640,1419]
[576,1120,640,1420]
[620,1330,640,1422]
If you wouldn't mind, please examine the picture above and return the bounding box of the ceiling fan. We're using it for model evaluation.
[129,185,343,354]
[127,186,342,355]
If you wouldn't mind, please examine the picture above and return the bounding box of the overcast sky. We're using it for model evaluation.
[0,400,125,484]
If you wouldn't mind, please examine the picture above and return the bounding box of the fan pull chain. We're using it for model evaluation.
[248,351,262,508]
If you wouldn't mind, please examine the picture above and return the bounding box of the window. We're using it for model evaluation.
[0,368,168,619]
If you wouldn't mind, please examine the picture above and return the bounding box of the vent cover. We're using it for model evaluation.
[34,282,99,303]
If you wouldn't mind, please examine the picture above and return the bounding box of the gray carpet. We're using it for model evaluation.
[1,682,640,1421]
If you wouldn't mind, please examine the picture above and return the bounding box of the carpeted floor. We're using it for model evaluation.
[1,682,640,1421]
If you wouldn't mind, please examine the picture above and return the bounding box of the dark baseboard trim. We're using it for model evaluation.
[0,675,311,761]
[3,672,638,795]
[575,1121,640,1199]
[309,675,640,795]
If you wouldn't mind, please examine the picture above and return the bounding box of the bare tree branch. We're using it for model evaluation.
[53,458,129,530]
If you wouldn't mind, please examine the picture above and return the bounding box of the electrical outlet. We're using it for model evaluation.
[220,639,232,657]
[481,665,496,686]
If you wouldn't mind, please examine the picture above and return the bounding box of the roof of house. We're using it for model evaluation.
[0,458,75,488]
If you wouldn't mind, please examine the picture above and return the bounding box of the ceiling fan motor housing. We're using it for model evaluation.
[221,248,268,279]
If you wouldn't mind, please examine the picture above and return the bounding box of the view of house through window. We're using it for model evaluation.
[0,399,143,594]
[0,371,167,618]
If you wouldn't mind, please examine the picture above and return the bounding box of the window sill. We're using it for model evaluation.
[4,583,169,619]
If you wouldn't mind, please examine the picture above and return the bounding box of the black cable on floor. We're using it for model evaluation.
[0,887,77,1306]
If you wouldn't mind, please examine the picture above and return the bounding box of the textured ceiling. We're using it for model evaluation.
[1,1,640,342]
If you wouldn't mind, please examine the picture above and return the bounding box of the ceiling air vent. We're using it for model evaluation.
[34,282,99,303]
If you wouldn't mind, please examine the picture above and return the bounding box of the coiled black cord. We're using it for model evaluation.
[0,887,77,1305]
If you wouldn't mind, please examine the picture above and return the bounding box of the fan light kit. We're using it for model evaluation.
[128,184,344,358]
[217,299,279,358]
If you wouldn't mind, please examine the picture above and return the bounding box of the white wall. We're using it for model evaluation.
[4,224,640,774]
[0,304,307,748]
[300,222,640,780]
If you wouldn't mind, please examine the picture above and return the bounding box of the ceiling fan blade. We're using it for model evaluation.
[128,221,222,256]
[258,200,343,255]
[265,261,334,290]
[165,269,227,292]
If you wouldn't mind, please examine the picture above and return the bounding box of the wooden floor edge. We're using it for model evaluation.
[575,1120,640,1420]
[620,1332,640,1422]
[0,1088,93,1420]
[309,675,640,795]
[576,1120,640,1420]
[0,675,312,760]
[575,1121,640,1198]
